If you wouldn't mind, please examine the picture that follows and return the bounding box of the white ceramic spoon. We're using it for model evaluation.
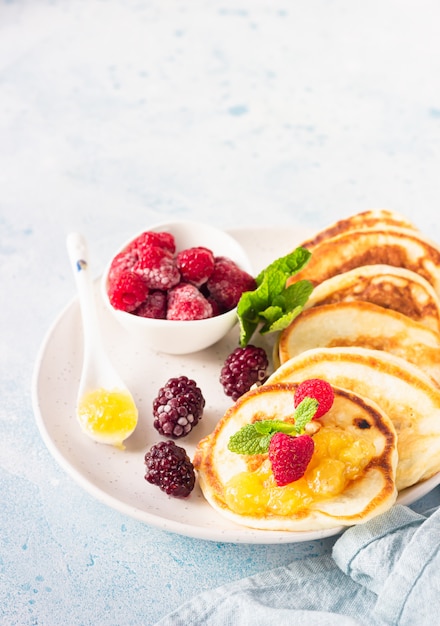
[66,232,138,448]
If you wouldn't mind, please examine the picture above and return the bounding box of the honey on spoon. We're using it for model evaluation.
[67,232,138,448]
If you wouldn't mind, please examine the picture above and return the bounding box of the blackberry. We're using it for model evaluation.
[220,345,269,401]
[144,441,195,498]
[153,376,205,438]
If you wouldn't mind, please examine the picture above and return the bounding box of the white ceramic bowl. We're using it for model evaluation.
[100,220,254,354]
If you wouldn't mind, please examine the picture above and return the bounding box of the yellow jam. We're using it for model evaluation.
[224,428,375,517]
[78,388,138,449]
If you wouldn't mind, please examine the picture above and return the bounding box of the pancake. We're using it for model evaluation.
[278,300,440,386]
[194,382,397,532]
[288,226,440,297]
[301,209,417,248]
[267,347,440,491]
[303,264,440,333]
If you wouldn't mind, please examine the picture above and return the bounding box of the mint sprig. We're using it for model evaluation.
[227,397,318,455]
[237,247,313,347]
[292,397,319,432]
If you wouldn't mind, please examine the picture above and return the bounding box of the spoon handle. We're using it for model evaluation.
[66,232,103,355]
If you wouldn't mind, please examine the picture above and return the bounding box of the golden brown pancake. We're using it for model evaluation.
[194,382,397,531]
[300,209,417,248]
[289,226,440,297]
[278,300,440,386]
[267,347,440,491]
[302,264,440,333]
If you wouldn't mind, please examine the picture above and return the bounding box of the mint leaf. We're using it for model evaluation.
[261,305,304,334]
[283,279,315,310]
[228,420,298,454]
[255,247,312,286]
[293,397,318,433]
[258,304,284,329]
[228,398,319,455]
[237,247,313,346]
[227,423,274,455]
[254,420,297,435]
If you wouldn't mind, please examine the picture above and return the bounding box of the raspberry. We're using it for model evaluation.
[269,432,314,486]
[294,379,335,419]
[128,230,176,254]
[207,256,256,311]
[144,441,195,497]
[220,345,269,401]
[153,376,205,438]
[176,247,215,287]
[167,283,213,321]
[135,290,167,319]
[107,270,149,312]
[206,296,221,317]
[108,248,138,283]
[134,245,180,291]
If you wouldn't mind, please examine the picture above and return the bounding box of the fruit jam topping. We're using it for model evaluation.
[224,378,354,515]
[107,230,256,320]
[224,428,375,517]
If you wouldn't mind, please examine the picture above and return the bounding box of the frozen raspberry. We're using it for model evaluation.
[220,345,269,401]
[108,248,138,283]
[128,230,176,254]
[207,257,256,311]
[176,247,215,287]
[153,376,205,438]
[134,290,167,319]
[107,270,149,312]
[206,296,221,317]
[134,245,180,291]
[269,432,314,486]
[167,283,213,321]
[144,440,195,497]
[294,379,334,419]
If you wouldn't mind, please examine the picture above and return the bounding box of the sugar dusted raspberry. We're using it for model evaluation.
[294,379,334,419]
[269,432,314,486]
[135,290,167,319]
[128,230,176,254]
[144,441,195,498]
[207,256,256,311]
[107,270,149,312]
[167,283,213,321]
[176,247,215,287]
[106,230,255,321]
[134,245,180,291]
[108,248,138,283]
[206,296,221,316]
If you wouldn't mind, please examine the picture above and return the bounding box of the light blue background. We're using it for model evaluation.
[2,1,440,624]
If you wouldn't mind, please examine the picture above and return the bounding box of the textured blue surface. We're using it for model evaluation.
[2,1,440,624]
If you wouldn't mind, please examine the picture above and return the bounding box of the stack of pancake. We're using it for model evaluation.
[272,209,440,492]
[194,210,440,531]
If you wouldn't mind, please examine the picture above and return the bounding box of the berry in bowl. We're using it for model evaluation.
[101,220,255,354]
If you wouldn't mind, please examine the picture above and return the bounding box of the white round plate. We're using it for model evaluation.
[32,227,440,544]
